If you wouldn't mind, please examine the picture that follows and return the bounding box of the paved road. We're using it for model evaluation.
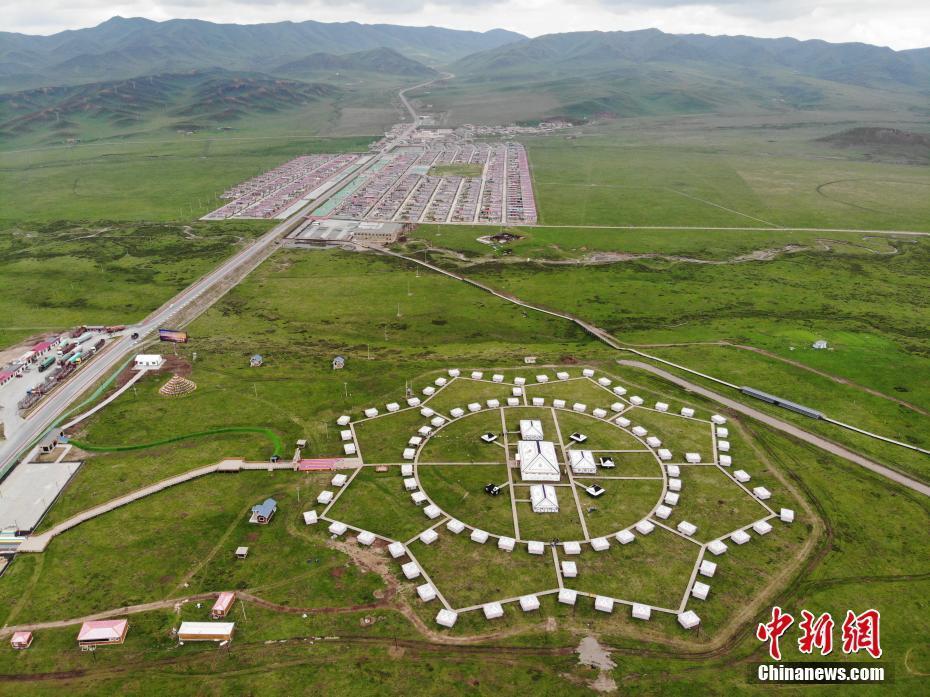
[618,360,930,498]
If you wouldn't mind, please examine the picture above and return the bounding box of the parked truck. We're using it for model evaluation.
[105,325,126,333]
[37,356,56,372]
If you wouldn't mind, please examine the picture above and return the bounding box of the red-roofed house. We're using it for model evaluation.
[77,619,128,647]
[10,631,33,649]
[0,371,14,386]
[211,592,236,618]
[30,340,58,357]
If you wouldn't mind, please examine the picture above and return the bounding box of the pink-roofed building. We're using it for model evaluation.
[10,631,33,649]
[0,370,14,386]
[30,339,58,357]
[211,592,236,619]
[77,619,128,647]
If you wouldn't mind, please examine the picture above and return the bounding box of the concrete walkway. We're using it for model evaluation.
[18,459,295,553]
[619,360,930,498]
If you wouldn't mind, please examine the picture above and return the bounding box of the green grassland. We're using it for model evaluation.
[555,410,646,451]
[417,410,507,463]
[624,409,714,455]
[417,464,514,537]
[423,377,513,413]
[352,409,426,463]
[524,378,616,407]
[514,487,586,541]
[579,478,664,538]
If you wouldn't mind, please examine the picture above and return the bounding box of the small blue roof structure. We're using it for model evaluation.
[250,498,277,523]
[250,354,263,367]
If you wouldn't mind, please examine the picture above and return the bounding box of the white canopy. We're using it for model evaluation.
[357,531,376,546]
[436,609,458,627]
[497,536,516,551]
[518,440,561,481]
[530,484,559,513]
[568,449,596,475]
[558,588,577,605]
[519,595,540,612]
[519,419,544,441]
[632,604,651,620]
[483,602,504,619]
[616,530,634,544]
[420,529,439,544]
[594,596,614,613]
[417,584,437,602]
[527,540,545,555]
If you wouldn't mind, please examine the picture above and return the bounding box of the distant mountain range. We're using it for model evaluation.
[0,16,521,91]
[274,47,438,80]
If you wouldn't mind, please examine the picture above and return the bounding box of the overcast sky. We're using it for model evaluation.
[6,0,929,50]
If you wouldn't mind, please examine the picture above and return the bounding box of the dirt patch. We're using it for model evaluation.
[161,355,192,378]
[388,644,406,659]
[577,636,618,693]
[330,566,346,579]
[245,532,259,542]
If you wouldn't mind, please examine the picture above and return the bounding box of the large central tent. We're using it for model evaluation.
[518,440,560,481]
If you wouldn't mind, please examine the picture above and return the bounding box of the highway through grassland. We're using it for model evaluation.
[0,74,459,483]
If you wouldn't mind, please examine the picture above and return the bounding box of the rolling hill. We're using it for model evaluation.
[0,17,522,92]
[274,47,438,79]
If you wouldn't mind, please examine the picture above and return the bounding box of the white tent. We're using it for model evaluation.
[483,602,504,620]
[407,397,421,407]
[401,463,414,476]
[568,449,596,475]
[592,408,608,419]
[594,596,614,613]
[420,407,435,417]
[685,452,702,463]
[386,402,401,412]
[552,399,566,409]
[610,402,624,412]
[447,519,465,534]
[718,440,731,452]
[598,377,611,386]
[424,504,441,519]
[337,415,351,426]
[406,437,422,448]
[655,402,669,412]
[340,430,353,442]
[630,396,644,406]
[486,399,500,409]
[317,490,334,504]
[655,505,672,519]
[527,540,545,555]
[664,492,679,506]
[507,397,520,406]
[692,581,710,600]
[657,448,673,461]
[402,448,416,460]
[711,414,727,425]
[430,417,445,428]
[387,542,406,558]
[420,529,439,544]
[707,540,728,556]
[616,416,631,428]
[302,510,318,525]
[519,595,540,612]
[471,371,484,380]
[572,403,587,413]
[632,426,648,437]
[753,486,772,500]
[719,454,732,467]
[418,426,432,437]
[467,402,482,413]
[401,562,421,579]
[563,541,582,555]
[519,419,545,441]
[668,478,682,492]
[357,531,376,546]
[616,530,635,545]
[343,443,357,456]
[646,436,662,448]
[699,560,717,577]
[677,521,697,536]
[331,473,348,487]
[680,407,695,418]
[733,470,751,483]
[613,386,627,396]
[411,491,427,505]
[780,508,795,523]
[731,529,751,545]
[492,374,505,383]
[514,377,526,386]
[678,611,701,629]
[590,537,610,552]
[417,584,437,602]
[328,522,347,536]
[448,368,461,377]
[536,374,549,383]
[518,440,561,481]
[753,520,773,535]
[530,484,559,513]
[450,407,465,418]
[582,369,595,377]
[632,603,652,620]
[556,371,570,380]
[532,397,545,406]
[436,609,458,627]
[716,427,729,438]
[667,465,680,477]
[498,536,516,552]
[635,520,655,535]
[512,387,523,396]
[434,377,447,387]
[422,386,435,396]
[364,408,379,418]
[561,561,578,578]
[470,529,489,544]
[558,588,577,606]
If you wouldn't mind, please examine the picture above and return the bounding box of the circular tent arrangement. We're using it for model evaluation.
[311,367,799,633]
